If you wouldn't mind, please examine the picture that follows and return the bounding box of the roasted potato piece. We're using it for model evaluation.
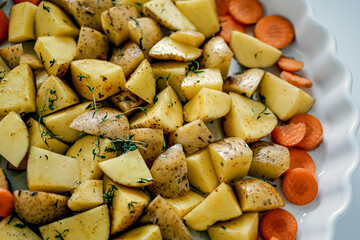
[230,31,281,68]
[168,119,215,155]
[99,149,153,187]
[39,205,110,240]
[249,141,290,180]
[68,180,104,212]
[36,75,80,116]
[169,30,205,47]
[139,195,192,240]
[223,68,264,97]
[113,225,161,240]
[115,0,151,12]
[223,92,278,143]
[175,0,219,38]
[35,1,79,38]
[0,168,9,190]
[70,107,130,139]
[0,64,36,115]
[110,42,145,77]
[71,59,126,101]
[34,69,50,89]
[130,86,183,133]
[208,212,259,240]
[208,137,253,183]
[20,54,43,70]
[125,59,156,104]
[110,90,145,115]
[186,148,219,194]
[260,72,315,121]
[101,5,140,46]
[34,36,76,77]
[75,27,109,60]
[165,191,204,218]
[233,178,285,212]
[103,176,150,234]
[0,43,23,68]
[13,190,70,225]
[148,144,189,198]
[199,36,233,79]
[0,216,42,240]
[181,68,223,100]
[8,2,37,42]
[149,37,202,61]
[183,183,242,231]
[27,146,80,193]
[66,135,117,182]
[129,128,164,167]
[183,88,231,123]
[143,0,196,31]
[0,112,29,168]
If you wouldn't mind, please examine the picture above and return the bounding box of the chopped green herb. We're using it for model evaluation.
[42,0,51,12]
[127,201,137,209]
[139,36,144,50]
[153,94,158,104]
[254,51,259,58]
[49,58,56,68]
[185,60,204,76]
[162,138,167,151]
[104,184,118,207]
[221,225,226,230]
[130,16,139,31]
[256,106,270,120]
[14,223,26,229]
[137,178,153,183]
[135,2,142,6]
[54,229,69,240]
[40,53,45,64]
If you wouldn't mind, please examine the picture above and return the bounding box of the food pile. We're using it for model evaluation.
[0,0,323,239]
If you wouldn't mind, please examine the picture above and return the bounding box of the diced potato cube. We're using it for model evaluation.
[223,68,264,97]
[8,2,37,42]
[110,90,145,114]
[169,30,205,47]
[165,191,204,218]
[20,54,43,70]
[68,180,104,212]
[75,27,109,60]
[0,44,23,68]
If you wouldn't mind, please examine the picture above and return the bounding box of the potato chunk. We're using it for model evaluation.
[0,216,42,240]
[0,43,23,68]
[20,54,43,70]
[165,191,204,218]
[8,2,37,42]
[0,112,29,168]
[183,183,242,231]
[223,68,264,97]
[170,30,205,47]
[68,180,104,212]
[208,137,253,183]
[113,225,161,240]
[75,27,109,60]
[13,190,70,225]
[110,90,145,115]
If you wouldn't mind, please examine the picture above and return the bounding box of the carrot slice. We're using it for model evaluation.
[254,15,295,49]
[282,168,318,205]
[289,114,323,150]
[219,15,246,43]
[277,57,304,72]
[282,148,316,177]
[0,9,8,43]
[260,208,298,240]
[215,0,230,16]
[229,0,264,25]
[280,71,313,88]
[0,188,14,218]
[271,122,306,147]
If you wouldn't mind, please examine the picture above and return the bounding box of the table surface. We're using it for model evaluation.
[308,0,360,239]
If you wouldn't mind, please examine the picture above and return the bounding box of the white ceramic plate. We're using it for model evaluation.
[1,0,359,239]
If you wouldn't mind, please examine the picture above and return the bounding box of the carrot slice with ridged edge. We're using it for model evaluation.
[229,0,264,25]
[219,15,246,43]
[282,168,318,205]
[289,114,323,150]
[280,71,313,88]
[254,15,295,49]
[260,208,298,240]
[277,56,304,72]
[282,148,316,178]
[271,122,306,147]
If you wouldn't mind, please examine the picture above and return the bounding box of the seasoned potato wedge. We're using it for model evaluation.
[139,195,192,240]
[168,119,215,155]
[20,54,43,70]
[0,112,29,168]
[0,216,42,240]
[0,168,9,190]
[68,180,104,212]
[233,178,285,212]
[249,141,290,180]
[34,69,50,89]
[39,205,110,240]
[110,42,145,77]
[149,37,202,62]
[75,27,109,60]
[110,90,145,115]
[223,68,264,97]
[70,107,130,139]
[113,225,162,240]
[143,0,196,31]
[8,2,37,42]
[13,190,70,225]
[0,43,23,68]
[223,92,278,143]
[148,144,189,198]
[183,183,242,231]
[165,190,204,218]
[170,30,205,47]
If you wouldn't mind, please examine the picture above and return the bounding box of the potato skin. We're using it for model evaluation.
[13,190,70,225]
[75,27,109,60]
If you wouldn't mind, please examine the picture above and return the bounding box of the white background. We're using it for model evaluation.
[309,0,360,239]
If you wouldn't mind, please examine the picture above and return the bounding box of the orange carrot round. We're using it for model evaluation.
[280,71,313,88]
[289,114,323,150]
[219,15,246,43]
[254,15,295,49]
[271,122,306,147]
[260,208,298,240]
[229,0,264,25]
[0,188,14,218]
[215,0,230,16]
[283,148,316,177]
[277,57,304,72]
[282,168,318,205]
